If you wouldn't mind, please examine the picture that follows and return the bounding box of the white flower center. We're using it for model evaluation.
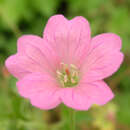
[56,63,79,87]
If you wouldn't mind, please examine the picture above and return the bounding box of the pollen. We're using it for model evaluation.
[56,63,79,87]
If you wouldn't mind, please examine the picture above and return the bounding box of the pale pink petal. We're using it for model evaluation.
[18,35,60,71]
[81,33,124,82]
[17,73,61,110]
[60,87,92,110]
[6,35,60,79]
[5,54,44,79]
[60,81,114,110]
[81,81,114,105]
[90,33,122,51]
[43,15,91,65]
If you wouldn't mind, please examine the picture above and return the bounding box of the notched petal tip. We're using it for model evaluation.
[70,16,90,24]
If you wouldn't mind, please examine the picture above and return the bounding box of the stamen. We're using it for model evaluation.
[71,78,75,83]
[70,64,78,70]
[56,63,79,87]
[64,75,68,83]
[72,71,77,77]
[56,70,63,76]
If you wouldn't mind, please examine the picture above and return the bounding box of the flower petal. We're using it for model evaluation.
[81,33,124,82]
[5,35,60,79]
[17,73,61,110]
[81,81,114,105]
[43,15,91,65]
[5,54,44,79]
[60,81,114,110]
[60,87,92,110]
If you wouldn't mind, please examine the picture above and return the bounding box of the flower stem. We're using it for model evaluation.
[69,109,76,130]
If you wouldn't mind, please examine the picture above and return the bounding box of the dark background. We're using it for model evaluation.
[0,0,130,129]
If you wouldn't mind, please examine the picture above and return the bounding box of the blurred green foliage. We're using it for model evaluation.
[0,0,130,130]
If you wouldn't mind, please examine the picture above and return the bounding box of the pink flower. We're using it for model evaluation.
[5,15,124,110]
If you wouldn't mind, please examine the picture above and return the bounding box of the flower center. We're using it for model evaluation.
[56,63,79,87]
